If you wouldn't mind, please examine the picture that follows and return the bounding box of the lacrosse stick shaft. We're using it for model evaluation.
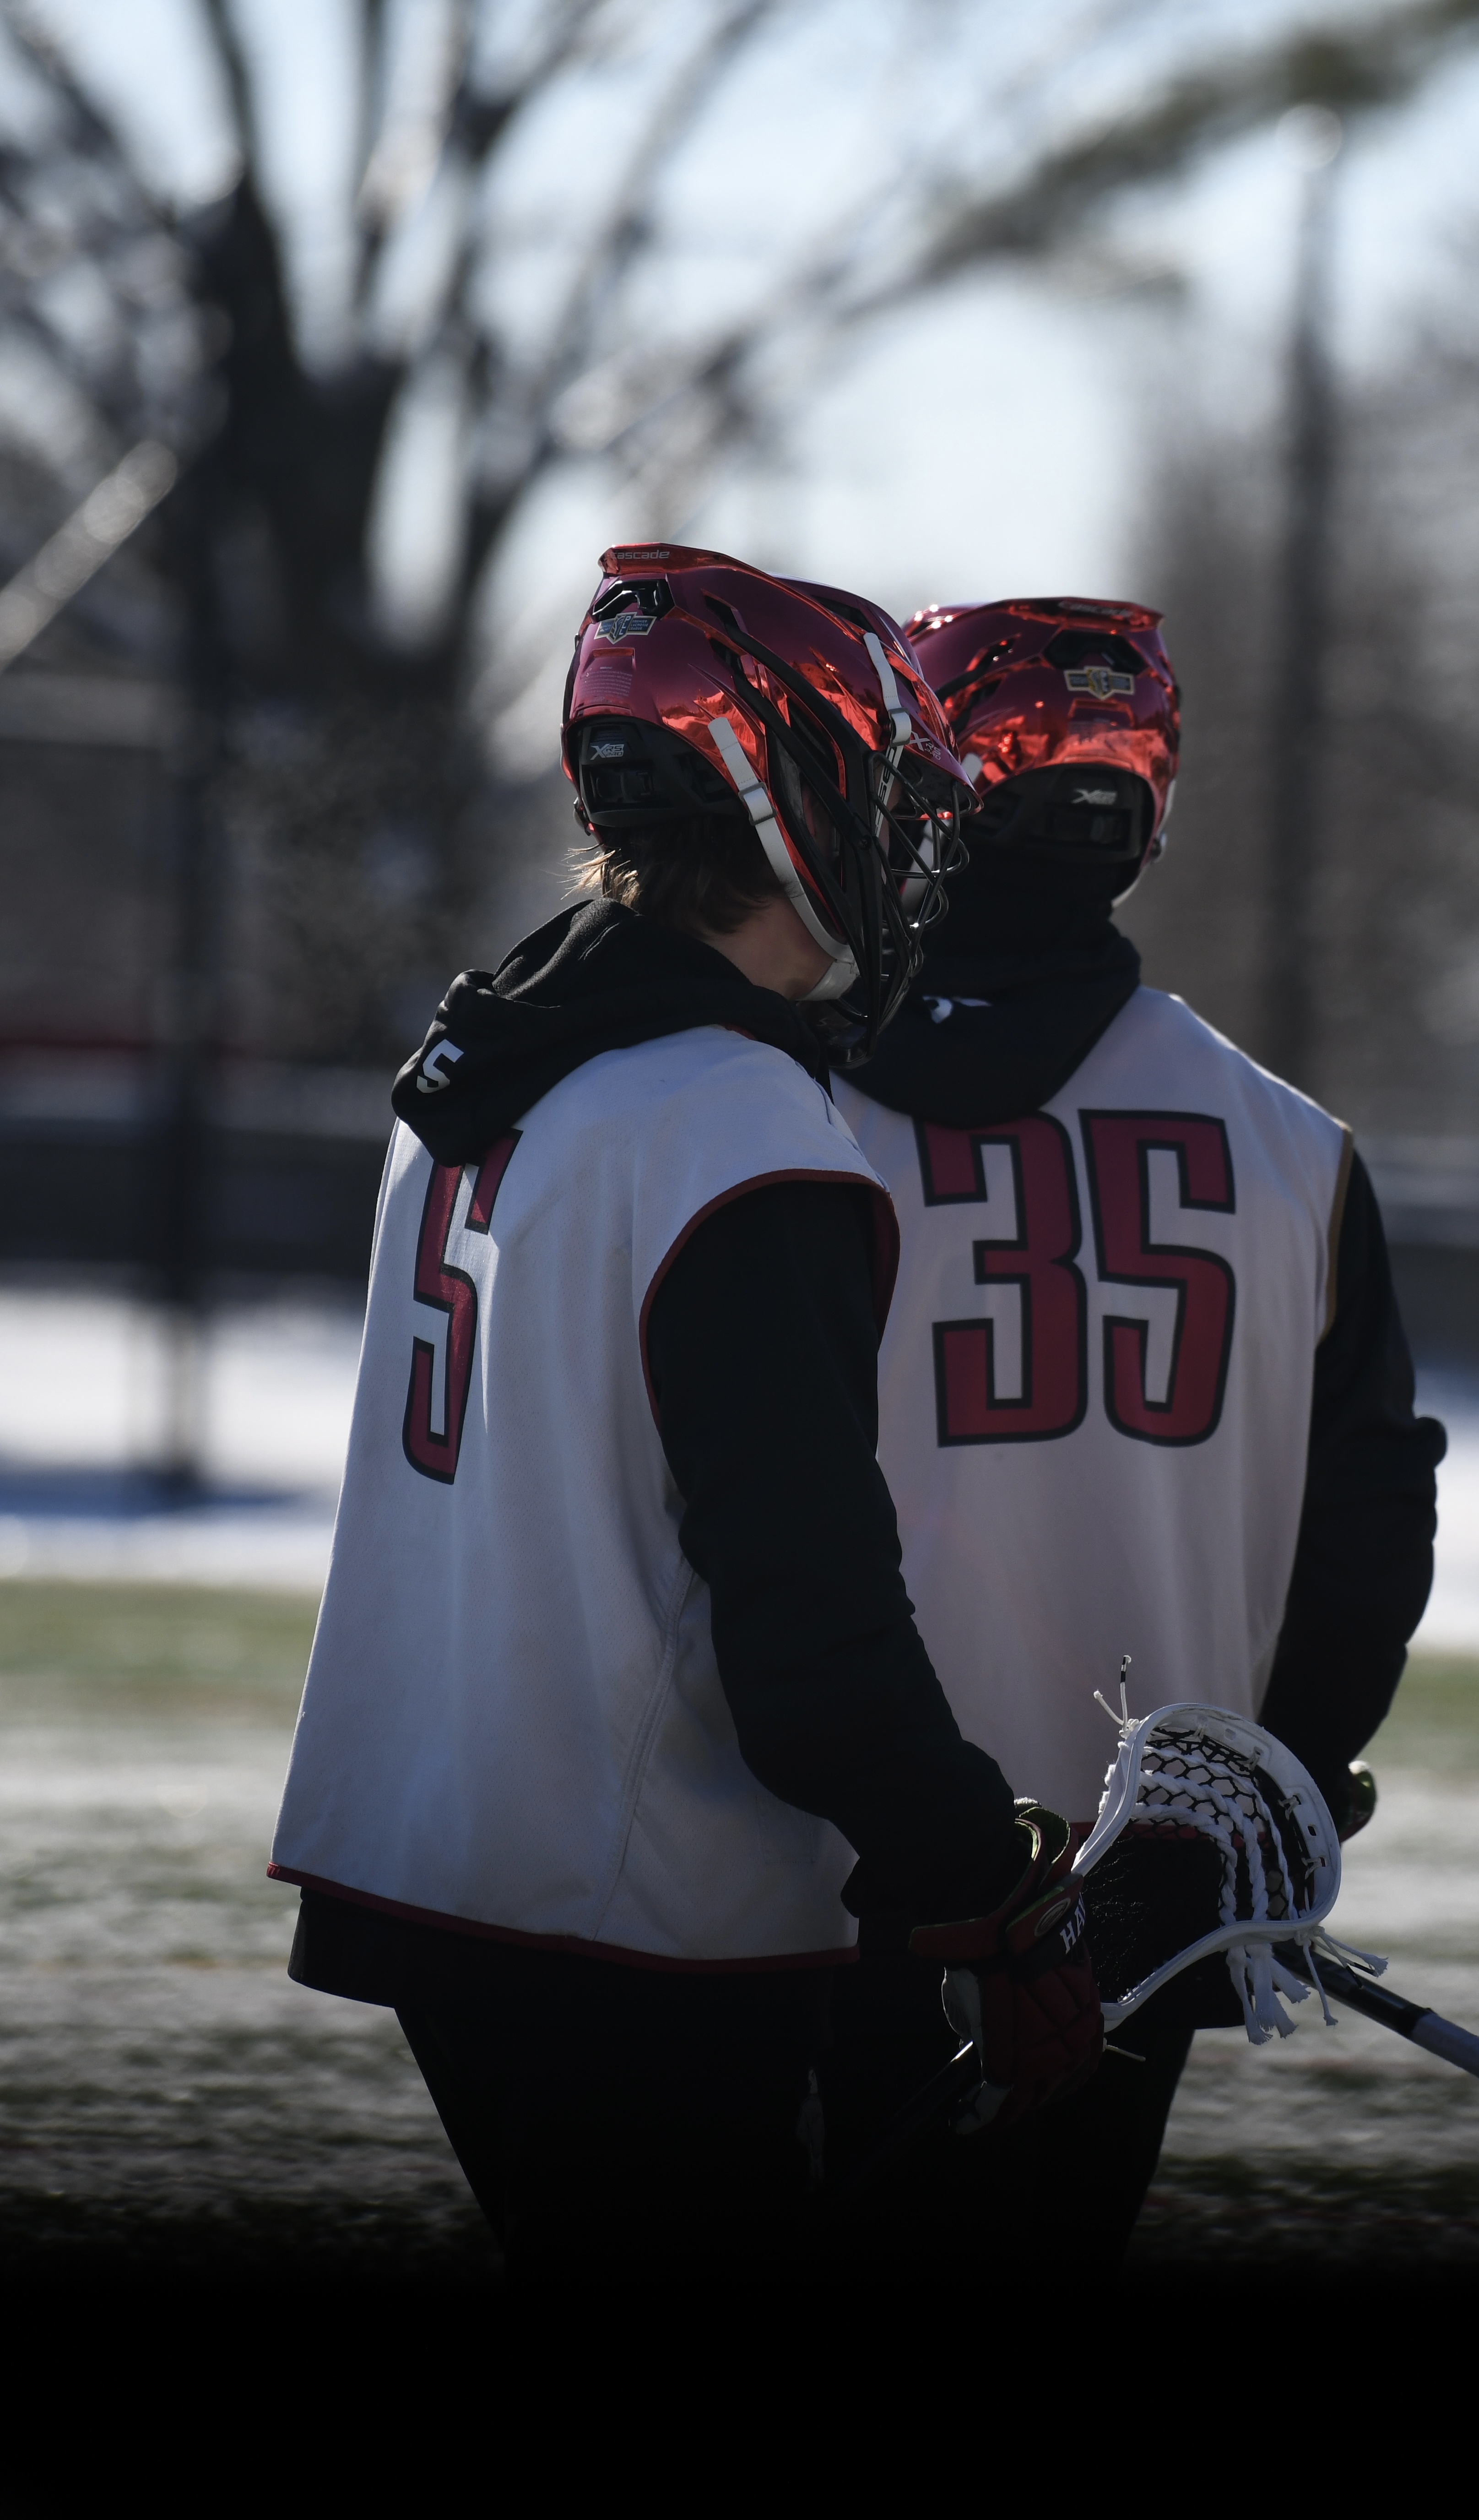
[1281,1947,1479,2079]
[829,2040,983,2199]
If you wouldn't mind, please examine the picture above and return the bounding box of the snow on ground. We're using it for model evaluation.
[1409,1370,1479,1654]
[0,1591,1472,2280]
[0,1287,361,1489]
[0,1296,1474,2279]
[0,1286,358,1591]
[0,1287,1477,1640]
[0,1591,488,2282]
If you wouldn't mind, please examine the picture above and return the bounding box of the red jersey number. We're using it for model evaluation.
[916,1116,1088,1444]
[402,1135,520,1483]
[1080,1111,1235,1446]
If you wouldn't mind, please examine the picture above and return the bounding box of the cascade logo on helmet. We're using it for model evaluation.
[906,595,1179,898]
[562,544,978,1062]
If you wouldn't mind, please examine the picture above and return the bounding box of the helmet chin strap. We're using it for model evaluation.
[863,631,912,754]
[1114,778,1175,906]
[864,627,918,858]
[709,713,858,1000]
[802,953,859,1003]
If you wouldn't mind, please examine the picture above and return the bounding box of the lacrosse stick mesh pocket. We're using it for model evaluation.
[1073,1706,1360,2043]
[1081,1834,1224,2002]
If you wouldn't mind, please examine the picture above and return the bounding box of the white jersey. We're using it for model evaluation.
[834,987,1351,1822]
[272,1027,893,1968]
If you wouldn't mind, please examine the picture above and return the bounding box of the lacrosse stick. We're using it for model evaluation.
[837,1676,1479,2193]
[837,1917,1479,2203]
[830,2037,987,2196]
[837,1694,1347,2193]
[1279,1756,1479,2071]
[1074,1682,1479,2078]
[1073,1688,1351,2041]
[1274,1941,1479,2076]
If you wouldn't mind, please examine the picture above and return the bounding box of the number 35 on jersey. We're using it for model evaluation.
[916,1109,1235,1450]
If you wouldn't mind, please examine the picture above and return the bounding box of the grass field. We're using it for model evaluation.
[0,1579,1475,2286]
[1127,1654,1479,2275]
[0,1581,489,2287]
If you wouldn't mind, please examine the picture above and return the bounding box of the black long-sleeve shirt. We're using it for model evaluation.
[646,1178,1017,1924]
[1258,1151,1444,1821]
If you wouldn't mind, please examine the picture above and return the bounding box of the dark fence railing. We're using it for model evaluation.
[3,1054,1477,1374]
[0,1048,390,1287]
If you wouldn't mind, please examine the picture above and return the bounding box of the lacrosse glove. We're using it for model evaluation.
[909,1802,1103,2133]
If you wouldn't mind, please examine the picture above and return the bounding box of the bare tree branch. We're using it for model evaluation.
[907,0,1479,294]
[0,2,208,454]
[551,0,1479,595]
[528,0,777,419]
[197,0,253,177]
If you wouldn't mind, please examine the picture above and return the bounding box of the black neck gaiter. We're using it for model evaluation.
[846,853,1142,1126]
[391,899,830,1164]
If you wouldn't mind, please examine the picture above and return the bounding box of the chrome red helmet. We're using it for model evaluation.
[563,543,975,1060]
[905,598,1179,889]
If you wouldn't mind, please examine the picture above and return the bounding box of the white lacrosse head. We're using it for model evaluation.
[1072,1703,1350,2044]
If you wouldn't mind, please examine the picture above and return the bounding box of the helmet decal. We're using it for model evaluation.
[594,607,657,642]
[1064,665,1135,700]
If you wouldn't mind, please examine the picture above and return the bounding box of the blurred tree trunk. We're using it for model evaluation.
[1125,333,1479,1141]
[184,178,482,1066]
[1262,152,1341,1094]
[1118,440,1282,1070]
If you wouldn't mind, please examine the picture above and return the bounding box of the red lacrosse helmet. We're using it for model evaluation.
[562,543,975,1060]
[905,598,1179,891]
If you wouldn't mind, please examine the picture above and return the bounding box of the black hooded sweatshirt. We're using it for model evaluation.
[293,900,1018,2011]
[845,855,1446,1829]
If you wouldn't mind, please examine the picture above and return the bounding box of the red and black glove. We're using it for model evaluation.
[909,1803,1103,2133]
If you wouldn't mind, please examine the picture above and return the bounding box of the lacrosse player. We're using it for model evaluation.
[269,551,1100,2279]
[830,595,1445,2262]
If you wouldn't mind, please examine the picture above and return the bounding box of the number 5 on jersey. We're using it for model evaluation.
[403,1135,520,1483]
[1081,1110,1235,1446]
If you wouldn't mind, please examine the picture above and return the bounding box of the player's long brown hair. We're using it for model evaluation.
[573,811,783,937]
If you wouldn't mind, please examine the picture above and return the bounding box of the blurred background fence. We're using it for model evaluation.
[6,0,1479,1461]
